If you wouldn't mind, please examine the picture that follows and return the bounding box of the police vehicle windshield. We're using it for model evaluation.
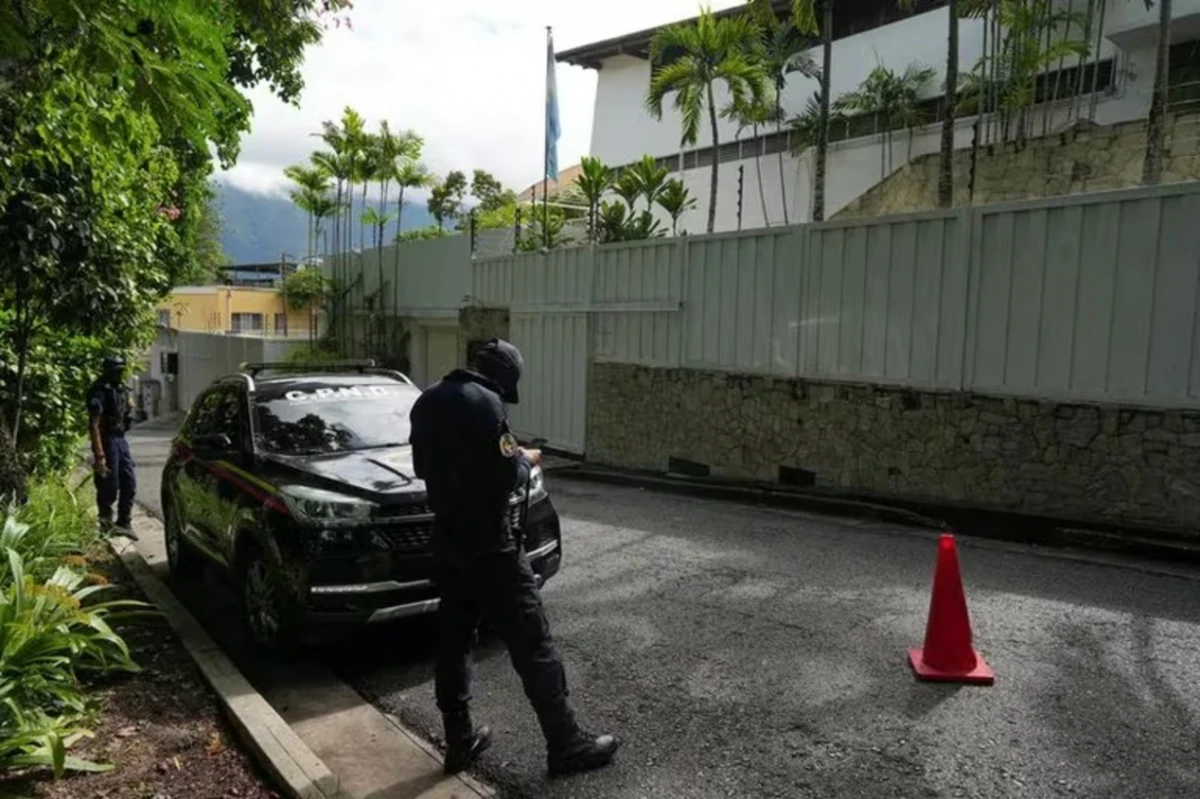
[254,379,418,455]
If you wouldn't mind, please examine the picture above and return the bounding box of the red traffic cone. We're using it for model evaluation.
[908,533,994,685]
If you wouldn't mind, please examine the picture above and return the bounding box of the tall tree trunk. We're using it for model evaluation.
[990,0,1001,146]
[813,0,833,222]
[1088,0,1108,121]
[881,128,888,181]
[776,93,790,224]
[9,278,29,442]
[394,185,405,294]
[705,82,721,234]
[1070,0,1096,125]
[360,184,368,251]
[1047,0,1074,136]
[1143,0,1172,184]
[755,125,770,226]
[939,0,959,207]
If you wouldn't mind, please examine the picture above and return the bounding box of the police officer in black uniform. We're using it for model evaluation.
[409,339,618,777]
[87,355,137,539]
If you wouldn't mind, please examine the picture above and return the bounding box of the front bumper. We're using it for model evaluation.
[362,538,562,624]
[300,499,563,626]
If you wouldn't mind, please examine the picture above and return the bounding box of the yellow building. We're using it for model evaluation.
[157,286,313,337]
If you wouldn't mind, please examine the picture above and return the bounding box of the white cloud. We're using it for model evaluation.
[216,0,745,197]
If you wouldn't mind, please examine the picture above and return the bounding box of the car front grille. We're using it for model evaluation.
[371,500,525,553]
[374,502,433,520]
[379,523,434,552]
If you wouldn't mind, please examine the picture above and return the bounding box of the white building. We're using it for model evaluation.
[559,0,1200,233]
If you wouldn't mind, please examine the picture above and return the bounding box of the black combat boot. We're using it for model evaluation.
[547,730,620,777]
[533,699,619,777]
[442,711,492,775]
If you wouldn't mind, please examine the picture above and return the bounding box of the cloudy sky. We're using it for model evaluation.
[217,0,744,198]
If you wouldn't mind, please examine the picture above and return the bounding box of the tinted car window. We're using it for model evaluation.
[187,388,227,437]
[255,381,417,455]
[188,386,246,448]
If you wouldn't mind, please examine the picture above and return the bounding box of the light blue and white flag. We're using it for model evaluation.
[545,28,561,181]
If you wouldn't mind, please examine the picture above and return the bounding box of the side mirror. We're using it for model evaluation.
[193,433,233,451]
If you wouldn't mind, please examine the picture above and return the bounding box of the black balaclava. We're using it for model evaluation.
[472,339,524,404]
[102,355,126,384]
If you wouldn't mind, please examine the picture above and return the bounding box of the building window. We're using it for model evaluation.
[157,309,171,327]
[274,313,288,336]
[230,313,264,333]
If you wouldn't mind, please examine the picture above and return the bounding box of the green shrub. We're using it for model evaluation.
[0,325,126,478]
[3,476,98,583]
[285,342,343,364]
[0,549,148,777]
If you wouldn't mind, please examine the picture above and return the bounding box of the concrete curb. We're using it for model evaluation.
[379,713,496,799]
[110,536,343,799]
[553,465,1200,566]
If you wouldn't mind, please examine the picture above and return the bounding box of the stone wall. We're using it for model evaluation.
[587,362,1200,534]
[836,114,1200,220]
[457,305,509,365]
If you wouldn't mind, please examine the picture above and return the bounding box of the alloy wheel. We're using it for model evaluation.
[243,559,281,646]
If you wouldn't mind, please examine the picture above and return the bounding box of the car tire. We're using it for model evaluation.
[237,543,298,651]
[164,497,203,580]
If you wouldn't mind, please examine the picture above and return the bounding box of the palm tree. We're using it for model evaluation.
[725,94,775,225]
[329,107,367,252]
[393,160,433,238]
[646,8,768,233]
[900,0,960,207]
[613,169,643,212]
[284,164,331,258]
[309,194,338,258]
[750,0,818,223]
[311,143,351,257]
[789,0,833,221]
[361,207,395,249]
[1143,0,1171,184]
[656,179,698,236]
[373,123,423,248]
[836,63,935,180]
[574,156,614,243]
[626,154,671,210]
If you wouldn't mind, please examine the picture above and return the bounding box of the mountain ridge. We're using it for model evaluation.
[214,181,437,265]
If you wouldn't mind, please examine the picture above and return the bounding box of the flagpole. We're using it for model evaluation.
[543,25,552,249]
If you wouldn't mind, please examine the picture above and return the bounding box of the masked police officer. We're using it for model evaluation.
[87,355,137,539]
[409,339,618,778]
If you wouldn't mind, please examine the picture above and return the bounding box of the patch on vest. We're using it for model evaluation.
[499,432,518,458]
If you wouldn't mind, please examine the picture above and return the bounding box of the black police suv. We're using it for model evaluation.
[160,361,563,648]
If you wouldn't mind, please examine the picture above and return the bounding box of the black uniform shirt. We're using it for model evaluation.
[87,380,133,439]
[409,369,531,557]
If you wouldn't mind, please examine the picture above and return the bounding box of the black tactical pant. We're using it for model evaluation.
[95,434,136,526]
[434,546,578,747]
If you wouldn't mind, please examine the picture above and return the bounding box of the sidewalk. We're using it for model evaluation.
[119,506,494,799]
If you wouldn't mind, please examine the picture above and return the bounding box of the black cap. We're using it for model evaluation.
[103,355,126,371]
[472,338,523,403]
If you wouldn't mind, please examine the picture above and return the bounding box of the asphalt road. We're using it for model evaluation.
[129,420,1200,799]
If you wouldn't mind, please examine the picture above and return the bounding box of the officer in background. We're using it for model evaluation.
[87,355,137,539]
[409,338,618,778]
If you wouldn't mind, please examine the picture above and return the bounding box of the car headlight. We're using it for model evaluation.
[280,484,375,525]
[528,465,548,503]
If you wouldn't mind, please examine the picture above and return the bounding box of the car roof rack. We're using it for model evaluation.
[239,360,377,377]
[236,360,416,387]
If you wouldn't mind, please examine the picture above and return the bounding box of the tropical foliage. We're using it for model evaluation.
[0,478,152,779]
[646,7,769,233]
[834,63,937,178]
[1,0,349,474]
